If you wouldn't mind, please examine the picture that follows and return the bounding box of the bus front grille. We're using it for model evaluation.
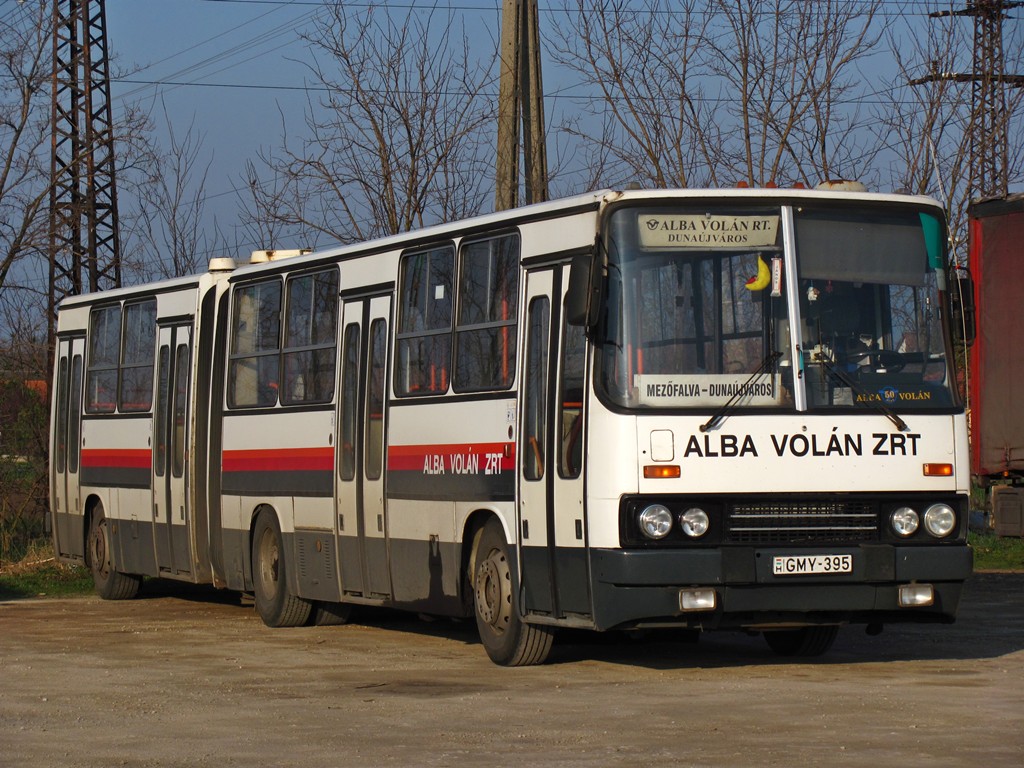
[726,500,878,544]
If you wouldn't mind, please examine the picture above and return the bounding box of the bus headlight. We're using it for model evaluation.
[679,507,710,538]
[891,506,919,537]
[924,503,956,538]
[638,504,673,540]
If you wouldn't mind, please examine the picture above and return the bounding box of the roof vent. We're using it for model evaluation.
[816,179,867,193]
[250,249,311,263]
[208,257,237,273]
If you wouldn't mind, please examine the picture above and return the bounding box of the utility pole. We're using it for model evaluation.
[48,0,122,354]
[495,0,548,211]
[910,0,1024,199]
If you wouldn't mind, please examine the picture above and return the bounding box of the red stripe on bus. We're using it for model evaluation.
[80,448,152,469]
[387,442,516,472]
[222,447,335,473]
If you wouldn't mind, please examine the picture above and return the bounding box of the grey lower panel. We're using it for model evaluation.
[293,530,341,603]
[112,518,157,577]
[221,527,248,592]
[53,512,85,560]
[589,544,972,631]
[387,537,464,615]
[521,545,592,619]
[229,536,468,618]
[105,518,194,581]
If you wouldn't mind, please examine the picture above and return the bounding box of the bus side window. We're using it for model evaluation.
[558,313,586,479]
[119,300,157,412]
[522,297,549,481]
[454,233,520,392]
[396,245,453,395]
[282,268,339,405]
[86,304,121,413]
[228,280,282,408]
[339,323,360,481]
[366,319,387,480]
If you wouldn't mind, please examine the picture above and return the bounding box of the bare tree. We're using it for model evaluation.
[246,2,497,245]
[126,108,220,280]
[0,1,53,295]
[548,0,712,189]
[882,4,1024,260]
[548,0,884,190]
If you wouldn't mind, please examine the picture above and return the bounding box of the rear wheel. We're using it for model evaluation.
[473,521,553,666]
[311,601,353,626]
[87,505,141,600]
[252,510,311,627]
[763,626,839,657]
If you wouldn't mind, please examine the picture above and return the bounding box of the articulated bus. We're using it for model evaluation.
[50,187,972,665]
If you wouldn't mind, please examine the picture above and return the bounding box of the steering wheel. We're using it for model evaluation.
[846,349,905,373]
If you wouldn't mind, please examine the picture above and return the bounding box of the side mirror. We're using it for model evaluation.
[566,250,601,329]
[949,266,976,346]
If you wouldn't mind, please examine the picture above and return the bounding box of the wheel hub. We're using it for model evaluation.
[475,552,510,632]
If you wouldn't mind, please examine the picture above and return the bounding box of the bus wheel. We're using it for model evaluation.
[312,601,352,626]
[763,626,839,657]
[252,511,311,628]
[87,506,141,600]
[473,521,553,666]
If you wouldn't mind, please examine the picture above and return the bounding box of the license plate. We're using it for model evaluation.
[772,554,853,576]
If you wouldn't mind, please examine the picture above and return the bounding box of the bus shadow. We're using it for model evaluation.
[549,572,1024,669]
[136,578,249,607]
[130,573,1024,669]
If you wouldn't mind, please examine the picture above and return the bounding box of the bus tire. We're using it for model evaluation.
[252,510,311,628]
[763,626,839,657]
[312,601,352,626]
[87,505,141,600]
[473,520,553,666]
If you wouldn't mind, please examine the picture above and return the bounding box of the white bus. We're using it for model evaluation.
[50,187,973,665]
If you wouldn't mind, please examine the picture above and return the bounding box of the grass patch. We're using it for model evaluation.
[0,541,94,600]
[970,532,1024,572]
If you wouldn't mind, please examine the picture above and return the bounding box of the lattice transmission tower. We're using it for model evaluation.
[48,0,122,351]
[913,1,1024,199]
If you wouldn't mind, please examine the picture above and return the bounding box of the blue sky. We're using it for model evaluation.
[103,0,1022,262]
[107,0,504,256]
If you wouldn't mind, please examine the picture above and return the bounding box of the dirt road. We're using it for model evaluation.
[2,574,1022,767]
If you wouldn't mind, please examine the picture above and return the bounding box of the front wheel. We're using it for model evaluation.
[763,626,839,657]
[87,506,141,600]
[252,510,311,627]
[473,521,553,666]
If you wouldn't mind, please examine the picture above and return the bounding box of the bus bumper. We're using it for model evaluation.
[588,544,973,631]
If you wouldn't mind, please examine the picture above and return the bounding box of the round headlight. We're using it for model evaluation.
[924,503,956,538]
[891,506,920,537]
[679,507,710,538]
[638,504,673,539]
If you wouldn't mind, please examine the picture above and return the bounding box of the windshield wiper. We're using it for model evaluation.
[816,353,909,432]
[700,351,783,433]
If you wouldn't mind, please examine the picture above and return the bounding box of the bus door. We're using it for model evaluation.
[52,335,86,559]
[153,324,193,576]
[519,265,592,620]
[335,294,393,599]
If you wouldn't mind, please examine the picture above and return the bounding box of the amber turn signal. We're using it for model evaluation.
[643,465,681,479]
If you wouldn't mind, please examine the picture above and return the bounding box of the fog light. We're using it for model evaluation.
[679,588,716,612]
[899,583,935,607]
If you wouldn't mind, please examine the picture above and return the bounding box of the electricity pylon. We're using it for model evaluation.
[48,0,122,351]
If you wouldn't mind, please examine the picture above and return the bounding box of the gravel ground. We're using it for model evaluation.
[2,573,1022,767]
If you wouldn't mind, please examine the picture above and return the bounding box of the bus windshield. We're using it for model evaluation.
[598,201,957,413]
